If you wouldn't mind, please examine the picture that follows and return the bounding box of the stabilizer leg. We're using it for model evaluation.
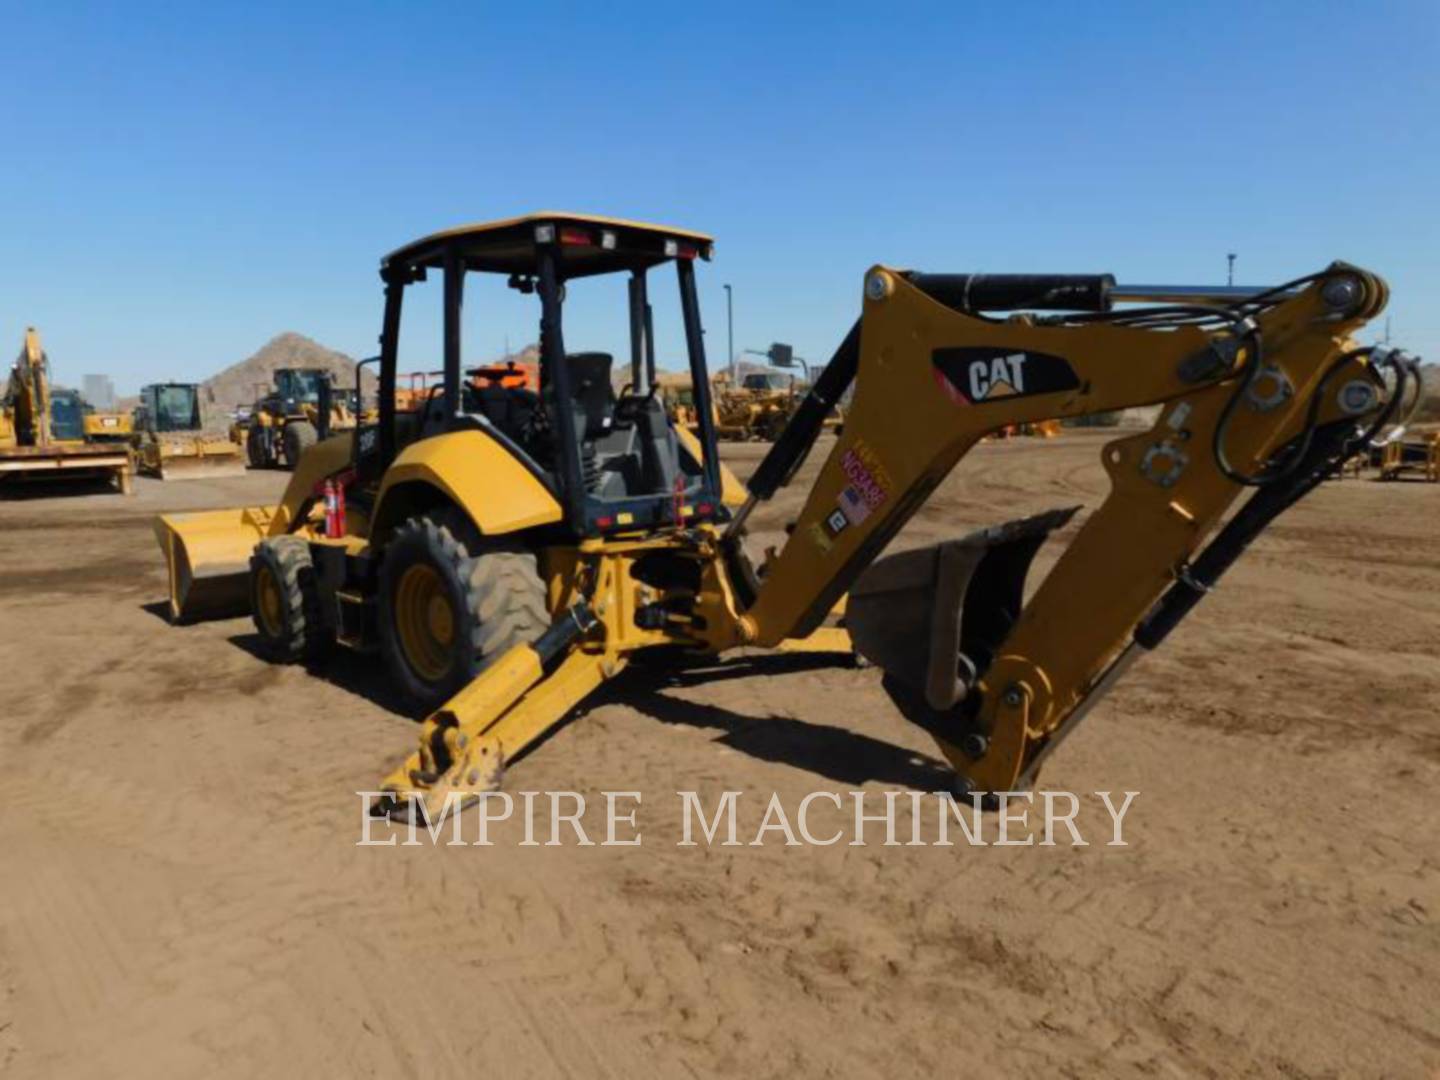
[379,603,618,822]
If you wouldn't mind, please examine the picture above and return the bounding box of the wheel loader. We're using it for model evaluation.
[239,367,354,470]
[132,382,245,480]
[1,327,132,494]
[153,213,1406,820]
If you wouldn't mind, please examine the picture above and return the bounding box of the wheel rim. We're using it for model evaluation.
[256,566,285,637]
[395,563,455,683]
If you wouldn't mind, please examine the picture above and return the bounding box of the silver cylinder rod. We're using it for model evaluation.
[1110,284,1299,305]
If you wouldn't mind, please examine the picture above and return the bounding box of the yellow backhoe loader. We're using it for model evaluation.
[1,328,132,495]
[132,382,245,480]
[154,214,1403,820]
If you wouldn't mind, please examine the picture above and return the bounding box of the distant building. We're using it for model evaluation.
[82,374,115,410]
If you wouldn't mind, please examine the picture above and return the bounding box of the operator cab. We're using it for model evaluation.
[49,388,87,442]
[273,368,325,406]
[138,383,203,434]
[366,213,727,536]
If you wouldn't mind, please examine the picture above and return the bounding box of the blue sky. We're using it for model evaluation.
[2,1,1435,393]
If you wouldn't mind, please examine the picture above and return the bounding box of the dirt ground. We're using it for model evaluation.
[1,432,1436,1079]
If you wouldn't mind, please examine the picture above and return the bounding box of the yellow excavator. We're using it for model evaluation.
[71,393,136,444]
[1,328,132,494]
[154,213,1403,819]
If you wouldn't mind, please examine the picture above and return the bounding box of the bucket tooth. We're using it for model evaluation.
[846,507,1078,718]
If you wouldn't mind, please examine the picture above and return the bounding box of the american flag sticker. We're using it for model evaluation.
[837,485,872,526]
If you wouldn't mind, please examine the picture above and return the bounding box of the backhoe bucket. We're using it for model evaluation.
[154,506,275,622]
[846,507,1078,714]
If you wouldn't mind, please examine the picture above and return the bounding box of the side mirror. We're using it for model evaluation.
[767,342,795,368]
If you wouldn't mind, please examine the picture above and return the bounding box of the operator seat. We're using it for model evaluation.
[560,352,690,500]
[565,352,620,494]
[567,353,616,441]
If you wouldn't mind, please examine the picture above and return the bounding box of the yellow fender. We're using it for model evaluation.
[372,429,563,539]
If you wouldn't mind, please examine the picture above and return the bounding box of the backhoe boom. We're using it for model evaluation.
[729,263,1394,794]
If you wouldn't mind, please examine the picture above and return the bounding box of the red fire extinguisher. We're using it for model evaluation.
[317,472,353,539]
[322,479,339,538]
[332,477,348,537]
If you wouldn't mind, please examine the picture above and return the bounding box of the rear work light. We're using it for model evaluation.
[600,230,617,250]
[533,223,556,243]
[664,238,699,259]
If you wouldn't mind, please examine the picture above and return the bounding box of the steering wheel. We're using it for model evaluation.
[613,382,659,425]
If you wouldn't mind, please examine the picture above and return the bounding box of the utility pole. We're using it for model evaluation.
[1226,253,1236,287]
[724,284,735,384]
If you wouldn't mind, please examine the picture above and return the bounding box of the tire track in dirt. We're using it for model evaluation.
[3,446,1438,1077]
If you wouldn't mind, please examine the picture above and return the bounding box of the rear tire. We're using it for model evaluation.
[250,536,328,662]
[282,421,317,469]
[378,509,548,714]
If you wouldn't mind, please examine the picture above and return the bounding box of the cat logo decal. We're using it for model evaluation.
[932,347,1080,406]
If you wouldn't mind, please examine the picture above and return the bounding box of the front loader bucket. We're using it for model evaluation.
[157,450,246,481]
[141,437,246,481]
[153,506,274,622]
[846,507,1079,715]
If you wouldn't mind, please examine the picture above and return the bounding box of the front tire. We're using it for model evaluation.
[282,421,317,469]
[378,510,548,713]
[246,427,271,469]
[250,535,328,661]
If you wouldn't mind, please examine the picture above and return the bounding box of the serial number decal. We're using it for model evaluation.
[839,440,892,510]
[813,438,895,554]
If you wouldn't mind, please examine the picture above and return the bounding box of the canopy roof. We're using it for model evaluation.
[382,212,714,279]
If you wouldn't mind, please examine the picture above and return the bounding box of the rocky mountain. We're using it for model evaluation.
[199,332,374,425]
